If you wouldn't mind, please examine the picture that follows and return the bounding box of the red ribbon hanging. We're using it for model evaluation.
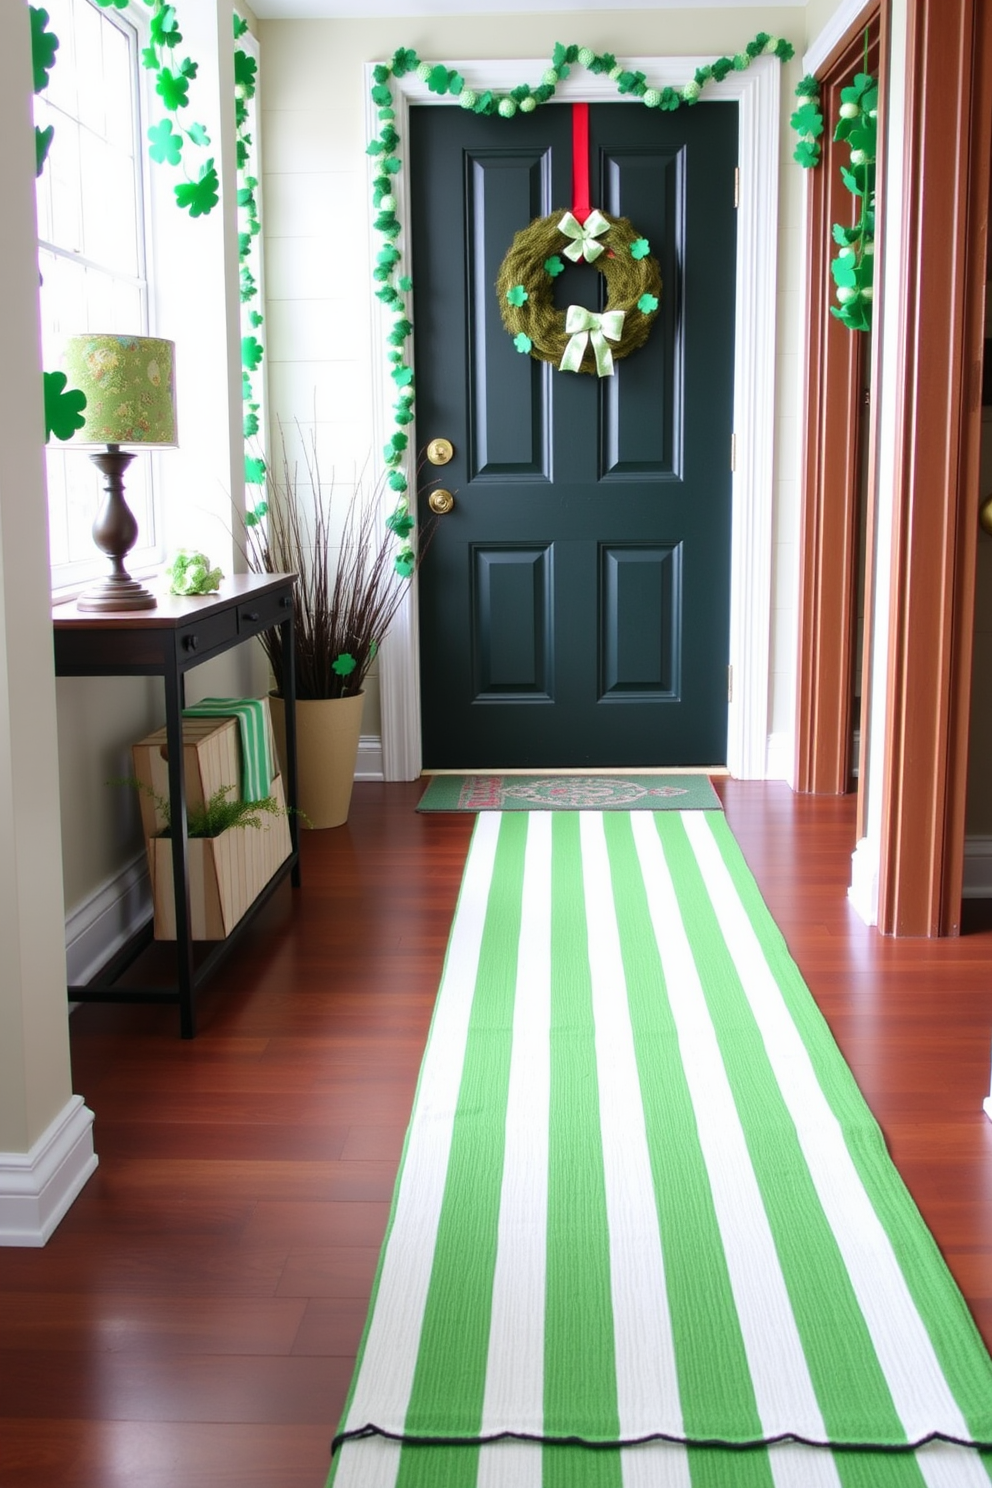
[571,101,591,225]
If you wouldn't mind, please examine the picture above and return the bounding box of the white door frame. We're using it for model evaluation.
[366,55,780,780]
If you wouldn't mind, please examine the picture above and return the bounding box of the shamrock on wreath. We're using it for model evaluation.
[496,209,662,377]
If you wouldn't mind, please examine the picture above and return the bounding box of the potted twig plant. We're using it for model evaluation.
[243,428,417,827]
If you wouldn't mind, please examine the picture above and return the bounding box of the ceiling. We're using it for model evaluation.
[251,0,801,20]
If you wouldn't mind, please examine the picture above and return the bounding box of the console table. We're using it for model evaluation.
[53,572,300,1038]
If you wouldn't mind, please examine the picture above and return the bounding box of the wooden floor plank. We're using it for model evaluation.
[3,778,991,1487]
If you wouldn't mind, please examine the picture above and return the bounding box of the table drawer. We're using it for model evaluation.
[176,607,238,660]
[237,587,293,639]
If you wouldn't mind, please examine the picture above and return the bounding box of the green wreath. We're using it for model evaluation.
[496,209,662,377]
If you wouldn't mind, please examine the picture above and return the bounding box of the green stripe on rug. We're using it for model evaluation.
[544,814,620,1484]
[329,810,992,1488]
[659,813,913,1450]
[601,813,767,1451]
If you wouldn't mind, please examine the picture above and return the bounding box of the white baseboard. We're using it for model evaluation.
[0,1095,98,1246]
[355,733,384,781]
[764,731,793,783]
[963,836,992,899]
[65,849,151,987]
[848,834,879,926]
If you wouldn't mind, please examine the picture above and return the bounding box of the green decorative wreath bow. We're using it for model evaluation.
[558,209,611,263]
[560,306,626,377]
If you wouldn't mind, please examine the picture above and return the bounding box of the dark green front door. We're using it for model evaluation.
[411,100,737,769]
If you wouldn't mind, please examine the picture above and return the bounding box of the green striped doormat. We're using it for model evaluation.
[330,812,992,1487]
[416,773,722,812]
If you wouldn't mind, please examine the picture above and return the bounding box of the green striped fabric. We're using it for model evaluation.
[182,696,272,800]
[329,812,992,1488]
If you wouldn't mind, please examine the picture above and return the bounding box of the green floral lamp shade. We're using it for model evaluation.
[62,334,178,446]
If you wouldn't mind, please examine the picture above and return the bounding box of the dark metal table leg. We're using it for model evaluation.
[164,650,196,1037]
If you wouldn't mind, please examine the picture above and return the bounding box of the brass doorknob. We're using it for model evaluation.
[428,489,455,515]
[427,438,454,466]
[981,494,992,537]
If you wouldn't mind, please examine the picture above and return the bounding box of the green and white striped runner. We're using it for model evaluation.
[182,696,272,800]
[330,811,992,1487]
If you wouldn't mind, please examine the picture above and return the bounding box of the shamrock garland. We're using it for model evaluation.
[31,6,89,441]
[232,14,267,507]
[789,56,876,333]
[790,74,823,168]
[94,0,218,218]
[368,34,796,572]
[829,68,876,332]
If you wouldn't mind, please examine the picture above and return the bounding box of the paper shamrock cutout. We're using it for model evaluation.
[637,293,659,314]
[386,510,415,538]
[234,49,257,92]
[332,652,357,677]
[35,124,54,176]
[514,332,533,354]
[148,118,182,166]
[175,160,219,217]
[506,284,528,307]
[156,67,190,112]
[244,455,266,485]
[544,256,565,278]
[30,6,59,94]
[630,238,651,260]
[241,336,263,371]
[43,371,86,443]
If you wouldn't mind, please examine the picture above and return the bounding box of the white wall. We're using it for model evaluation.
[0,2,95,1243]
[259,7,809,768]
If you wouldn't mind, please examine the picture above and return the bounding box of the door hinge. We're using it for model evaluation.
[727,664,733,703]
[730,432,737,471]
[734,167,740,208]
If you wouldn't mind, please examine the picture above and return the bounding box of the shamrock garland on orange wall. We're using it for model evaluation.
[789,49,876,333]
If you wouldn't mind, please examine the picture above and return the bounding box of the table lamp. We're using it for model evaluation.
[62,333,178,611]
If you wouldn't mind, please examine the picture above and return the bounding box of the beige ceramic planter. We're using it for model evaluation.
[269,690,364,829]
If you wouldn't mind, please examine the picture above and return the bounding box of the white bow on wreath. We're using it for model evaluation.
[557,209,612,263]
[559,306,626,377]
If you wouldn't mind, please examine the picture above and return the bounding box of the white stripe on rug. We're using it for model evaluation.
[477,812,553,1488]
[579,813,688,1459]
[682,809,975,1449]
[628,810,837,1454]
[336,809,502,1474]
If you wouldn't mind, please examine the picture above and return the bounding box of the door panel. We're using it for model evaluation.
[412,101,737,768]
[472,545,554,701]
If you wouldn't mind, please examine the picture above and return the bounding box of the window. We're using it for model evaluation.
[35,0,159,591]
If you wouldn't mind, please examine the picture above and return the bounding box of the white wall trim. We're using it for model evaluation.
[804,0,877,75]
[963,836,992,900]
[370,56,779,781]
[848,833,879,925]
[0,1095,97,1247]
[65,849,151,987]
[355,734,384,781]
[765,731,793,782]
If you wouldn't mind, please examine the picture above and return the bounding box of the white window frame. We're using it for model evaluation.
[37,0,164,598]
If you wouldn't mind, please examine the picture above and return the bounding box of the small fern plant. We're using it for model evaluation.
[115,779,294,838]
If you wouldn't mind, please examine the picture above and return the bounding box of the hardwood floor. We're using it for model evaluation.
[3,780,991,1487]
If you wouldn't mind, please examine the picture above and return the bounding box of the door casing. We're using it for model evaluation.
[366,55,782,780]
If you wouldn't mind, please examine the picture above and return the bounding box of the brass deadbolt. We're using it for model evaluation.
[428,488,455,515]
[427,437,454,466]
